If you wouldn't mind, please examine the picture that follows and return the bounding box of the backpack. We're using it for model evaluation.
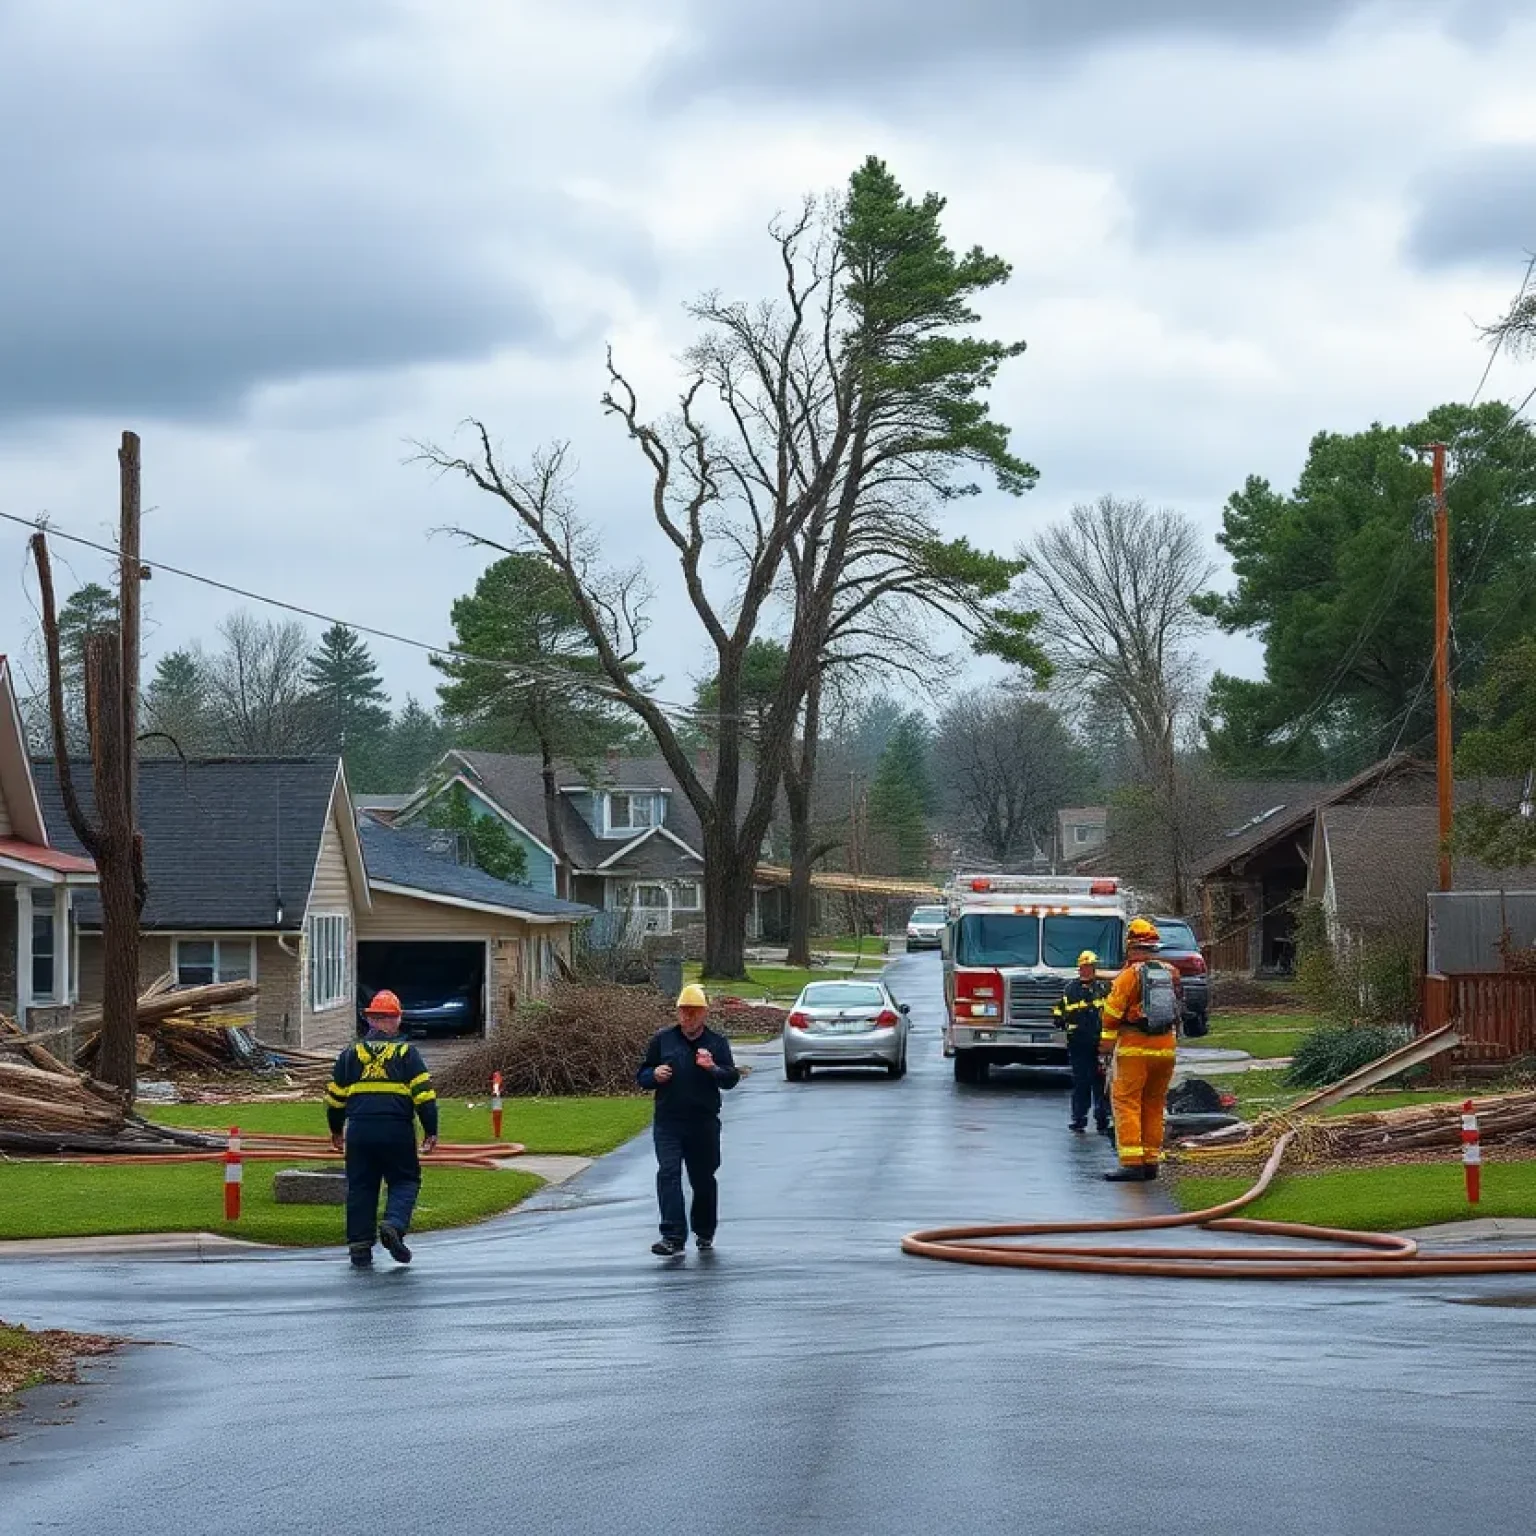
[1137,961,1180,1032]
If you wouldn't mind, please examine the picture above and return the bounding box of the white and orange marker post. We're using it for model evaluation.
[491,1072,503,1141]
[224,1126,243,1221]
[1462,1099,1482,1205]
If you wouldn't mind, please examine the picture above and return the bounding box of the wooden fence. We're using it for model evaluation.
[1421,972,1536,1067]
[1202,929,1252,974]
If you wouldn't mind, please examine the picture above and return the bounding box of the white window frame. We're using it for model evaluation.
[672,880,703,912]
[174,937,258,988]
[306,913,351,1012]
[1073,824,1095,845]
[605,792,656,837]
[30,910,56,1004]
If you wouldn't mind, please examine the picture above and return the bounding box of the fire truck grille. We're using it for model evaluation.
[1008,977,1064,1024]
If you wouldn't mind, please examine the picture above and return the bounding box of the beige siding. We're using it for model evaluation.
[0,785,11,837]
[300,791,359,1050]
[358,889,575,1032]
[75,933,305,1044]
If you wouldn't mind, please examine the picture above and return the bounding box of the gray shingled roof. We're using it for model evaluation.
[358,817,596,921]
[1322,804,1536,929]
[441,750,738,871]
[34,757,340,931]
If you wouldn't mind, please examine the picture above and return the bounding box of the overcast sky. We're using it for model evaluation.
[2,0,1532,720]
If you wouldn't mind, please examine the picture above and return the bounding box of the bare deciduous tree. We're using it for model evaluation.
[1021,496,1216,909]
[421,159,1039,977]
[936,689,1093,866]
[205,613,316,754]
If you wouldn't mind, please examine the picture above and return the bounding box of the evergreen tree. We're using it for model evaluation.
[304,623,391,786]
[142,648,211,756]
[425,784,528,884]
[865,714,934,877]
[380,696,448,792]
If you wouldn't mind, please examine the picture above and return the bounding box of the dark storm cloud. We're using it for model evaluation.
[0,1,638,422]
[667,0,1519,92]
[1406,146,1536,269]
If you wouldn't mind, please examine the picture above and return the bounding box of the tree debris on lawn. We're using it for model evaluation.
[1177,1089,1536,1172]
[436,981,769,1100]
[0,1012,130,1141]
[0,1321,122,1424]
[72,975,331,1088]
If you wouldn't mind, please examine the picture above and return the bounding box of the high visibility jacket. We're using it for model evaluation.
[326,1032,439,1138]
[1052,978,1110,1046]
[1100,959,1181,1054]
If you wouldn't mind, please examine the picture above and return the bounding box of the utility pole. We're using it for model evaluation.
[1430,442,1453,892]
[119,432,142,821]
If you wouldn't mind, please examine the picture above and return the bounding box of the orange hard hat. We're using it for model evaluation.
[365,989,403,1017]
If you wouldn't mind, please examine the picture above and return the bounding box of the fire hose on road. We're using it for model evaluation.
[901,1131,1536,1280]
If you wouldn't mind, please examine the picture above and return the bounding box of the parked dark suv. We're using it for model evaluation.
[1148,916,1209,1037]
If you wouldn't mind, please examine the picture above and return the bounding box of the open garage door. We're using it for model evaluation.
[357,940,487,1040]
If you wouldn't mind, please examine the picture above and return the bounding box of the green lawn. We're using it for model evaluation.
[1201,1013,1321,1060]
[0,1161,543,1246]
[1214,1067,1469,1122]
[819,936,891,957]
[684,962,880,1001]
[150,1096,654,1157]
[1175,1159,1536,1232]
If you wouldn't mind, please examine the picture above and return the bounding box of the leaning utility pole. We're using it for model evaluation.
[30,431,148,1095]
[1430,442,1453,893]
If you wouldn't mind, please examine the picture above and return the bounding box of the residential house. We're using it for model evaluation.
[399,750,758,941]
[1056,807,1109,868]
[0,657,97,1032]
[1308,803,1536,969]
[1192,756,1523,975]
[35,756,371,1052]
[33,755,596,1050]
[355,817,594,1031]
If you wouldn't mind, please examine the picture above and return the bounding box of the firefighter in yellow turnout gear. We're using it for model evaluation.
[1099,919,1182,1182]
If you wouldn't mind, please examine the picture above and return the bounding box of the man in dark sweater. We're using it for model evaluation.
[326,989,439,1269]
[637,983,741,1258]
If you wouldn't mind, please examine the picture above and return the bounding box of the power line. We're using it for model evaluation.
[1470,254,1536,408]
[0,507,739,729]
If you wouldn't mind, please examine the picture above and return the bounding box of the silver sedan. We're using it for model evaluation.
[783,977,910,1081]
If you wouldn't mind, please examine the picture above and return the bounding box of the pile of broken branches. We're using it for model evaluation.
[0,1012,130,1147]
[1180,1090,1536,1171]
[72,975,328,1086]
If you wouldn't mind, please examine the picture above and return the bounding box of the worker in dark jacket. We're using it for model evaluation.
[326,989,439,1269]
[1053,950,1112,1136]
[637,983,741,1258]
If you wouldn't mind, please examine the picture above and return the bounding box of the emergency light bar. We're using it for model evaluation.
[952,875,1117,896]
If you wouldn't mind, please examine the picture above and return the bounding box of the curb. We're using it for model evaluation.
[0,1232,281,1260]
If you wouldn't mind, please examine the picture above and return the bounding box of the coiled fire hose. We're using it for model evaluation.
[901,1132,1536,1279]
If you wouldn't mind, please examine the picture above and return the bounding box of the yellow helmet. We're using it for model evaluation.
[1127,918,1161,946]
[1077,950,1098,967]
[676,982,709,1010]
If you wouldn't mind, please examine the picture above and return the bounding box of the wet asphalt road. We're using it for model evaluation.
[5,950,1536,1535]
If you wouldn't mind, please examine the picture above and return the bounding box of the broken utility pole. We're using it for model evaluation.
[30,430,148,1096]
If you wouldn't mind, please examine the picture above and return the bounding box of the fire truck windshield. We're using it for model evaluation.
[954,914,1039,967]
[1042,915,1125,968]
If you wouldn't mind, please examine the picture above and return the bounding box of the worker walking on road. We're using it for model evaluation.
[1053,950,1112,1136]
[1099,919,1182,1183]
[638,983,741,1258]
[326,989,439,1268]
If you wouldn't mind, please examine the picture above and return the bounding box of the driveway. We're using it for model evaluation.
[3,951,1534,1535]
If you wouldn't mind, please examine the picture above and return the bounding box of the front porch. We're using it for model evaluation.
[0,842,97,1031]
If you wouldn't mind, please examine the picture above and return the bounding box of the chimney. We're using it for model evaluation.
[606,747,622,782]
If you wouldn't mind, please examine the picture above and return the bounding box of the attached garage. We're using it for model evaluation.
[354,819,596,1035]
[357,939,487,1040]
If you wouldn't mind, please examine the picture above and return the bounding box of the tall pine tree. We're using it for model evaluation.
[304,623,391,788]
[865,715,935,878]
[142,648,211,756]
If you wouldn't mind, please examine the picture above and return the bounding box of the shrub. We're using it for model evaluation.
[1284,1023,1413,1089]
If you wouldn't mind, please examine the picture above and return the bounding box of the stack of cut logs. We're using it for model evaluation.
[0,1012,129,1143]
[1182,1090,1536,1162]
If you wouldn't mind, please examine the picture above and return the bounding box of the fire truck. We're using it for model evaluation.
[940,874,1128,1084]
